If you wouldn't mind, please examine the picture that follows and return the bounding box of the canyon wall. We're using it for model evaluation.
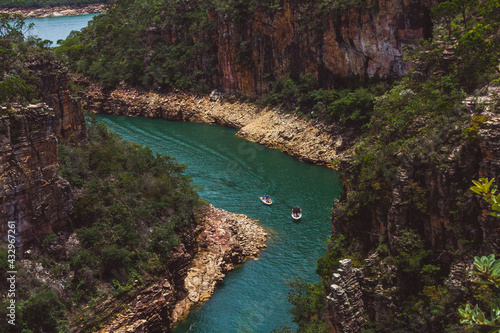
[83,86,356,168]
[211,0,432,96]
[0,68,87,246]
[326,99,500,331]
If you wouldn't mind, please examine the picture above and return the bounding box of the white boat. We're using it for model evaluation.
[291,208,302,220]
[261,196,272,205]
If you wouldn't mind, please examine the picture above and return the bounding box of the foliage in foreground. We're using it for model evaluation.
[459,179,500,331]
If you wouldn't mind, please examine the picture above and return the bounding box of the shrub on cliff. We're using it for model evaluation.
[18,286,65,333]
[0,14,55,106]
[59,119,205,294]
[263,74,386,126]
[286,277,329,333]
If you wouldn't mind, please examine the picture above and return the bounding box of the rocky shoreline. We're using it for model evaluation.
[0,4,106,18]
[171,206,267,324]
[83,85,356,169]
[95,205,267,332]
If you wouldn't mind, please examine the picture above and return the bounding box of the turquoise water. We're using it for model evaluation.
[25,13,101,45]
[96,115,341,332]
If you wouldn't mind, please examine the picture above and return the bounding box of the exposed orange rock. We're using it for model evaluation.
[209,0,432,96]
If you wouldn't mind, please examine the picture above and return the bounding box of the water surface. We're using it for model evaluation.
[25,13,101,45]
[97,115,341,332]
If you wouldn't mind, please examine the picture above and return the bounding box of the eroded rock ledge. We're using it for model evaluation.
[0,4,105,18]
[84,86,356,169]
[96,205,267,332]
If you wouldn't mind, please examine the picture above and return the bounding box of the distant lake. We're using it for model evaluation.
[25,13,101,45]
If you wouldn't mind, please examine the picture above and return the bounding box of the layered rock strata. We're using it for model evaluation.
[211,0,433,96]
[84,87,355,168]
[0,67,86,245]
[94,205,267,332]
[327,259,366,333]
[0,105,72,246]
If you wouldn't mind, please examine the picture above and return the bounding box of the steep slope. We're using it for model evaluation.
[58,0,432,96]
[0,63,87,246]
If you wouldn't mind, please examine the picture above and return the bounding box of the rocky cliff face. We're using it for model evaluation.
[326,91,500,331]
[212,0,432,96]
[38,68,88,142]
[0,105,71,247]
[0,68,87,246]
[138,0,432,96]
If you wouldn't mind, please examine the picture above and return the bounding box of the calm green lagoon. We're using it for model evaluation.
[97,115,342,332]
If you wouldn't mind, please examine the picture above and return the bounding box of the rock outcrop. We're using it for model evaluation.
[0,105,72,247]
[83,86,356,168]
[326,92,500,331]
[0,67,87,246]
[327,259,366,333]
[93,205,267,332]
[0,4,106,18]
[211,0,432,96]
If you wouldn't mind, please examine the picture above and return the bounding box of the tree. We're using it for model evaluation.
[431,0,478,34]
[459,178,500,331]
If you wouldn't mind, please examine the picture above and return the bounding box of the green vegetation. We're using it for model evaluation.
[54,0,388,125]
[287,0,500,329]
[0,0,109,8]
[54,0,375,97]
[459,179,500,331]
[286,278,329,333]
[0,118,205,332]
[60,118,205,294]
[56,0,217,91]
[262,74,388,126]
[0,13,56,106]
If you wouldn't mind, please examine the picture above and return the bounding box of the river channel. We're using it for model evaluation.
[97,115,341,332]
[25,14,342,332]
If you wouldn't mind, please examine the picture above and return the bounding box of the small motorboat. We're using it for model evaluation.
[261,196,272,205]
[291,207,302,220]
